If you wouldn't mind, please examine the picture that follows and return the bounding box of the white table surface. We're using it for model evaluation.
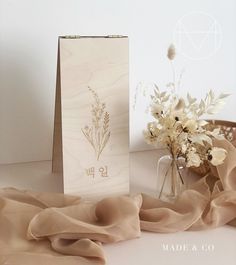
[0,150,236,265]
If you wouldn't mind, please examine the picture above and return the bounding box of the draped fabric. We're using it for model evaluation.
[0,140,236,264]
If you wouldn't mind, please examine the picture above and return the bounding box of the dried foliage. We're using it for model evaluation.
[144,45,230,168]
[82,87,111,160]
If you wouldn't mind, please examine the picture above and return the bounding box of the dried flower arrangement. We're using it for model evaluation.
[144,45,230,169]
[82,87,110,161]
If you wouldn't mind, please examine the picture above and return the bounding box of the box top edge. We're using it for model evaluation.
[59,35,128,39]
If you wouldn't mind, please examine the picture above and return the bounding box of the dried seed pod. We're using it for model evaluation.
[167,44,176,60]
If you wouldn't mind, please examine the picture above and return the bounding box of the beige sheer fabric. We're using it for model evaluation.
[0,139,236,265]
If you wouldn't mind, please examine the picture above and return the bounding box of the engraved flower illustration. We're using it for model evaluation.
[81,87,111,160]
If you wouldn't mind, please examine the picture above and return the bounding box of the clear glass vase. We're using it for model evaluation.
[156,155,187,201]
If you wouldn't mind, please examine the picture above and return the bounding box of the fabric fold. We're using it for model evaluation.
[0,139,236,264]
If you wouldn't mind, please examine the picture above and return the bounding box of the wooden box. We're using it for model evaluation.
[52,36,129,199]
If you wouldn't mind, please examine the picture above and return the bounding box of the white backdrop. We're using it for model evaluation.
[0,0,236,164]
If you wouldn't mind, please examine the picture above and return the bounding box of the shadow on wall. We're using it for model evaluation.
[0,40,56,164]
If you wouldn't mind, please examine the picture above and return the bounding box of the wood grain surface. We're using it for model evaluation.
[54,36,129,199]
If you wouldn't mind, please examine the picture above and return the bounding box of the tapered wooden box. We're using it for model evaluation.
[52,36,129,199]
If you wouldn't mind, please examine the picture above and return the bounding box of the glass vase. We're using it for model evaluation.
[156,155,187,201]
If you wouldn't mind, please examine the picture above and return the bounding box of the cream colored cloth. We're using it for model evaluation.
[0,140,236,264]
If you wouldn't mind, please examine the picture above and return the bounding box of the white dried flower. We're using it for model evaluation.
[181,144,188,154]
[186,151,202,167]
[189,134,212,146]
[183,119,198,133]
[173,98,185,111]
[208,147,227,166]
[143,122,159,145]
[151,104,163,119]
[207,128,225,140]
[143,130,156,145]
[167,44,176,60]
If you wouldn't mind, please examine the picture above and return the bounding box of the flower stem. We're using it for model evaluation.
[158,159,172,199]
[171,61,176,91]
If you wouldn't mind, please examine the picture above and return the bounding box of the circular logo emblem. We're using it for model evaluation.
[173,12,222,60]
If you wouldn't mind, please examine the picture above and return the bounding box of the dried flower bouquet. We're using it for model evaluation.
[143,45,229,199]
[144,87,229,168]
